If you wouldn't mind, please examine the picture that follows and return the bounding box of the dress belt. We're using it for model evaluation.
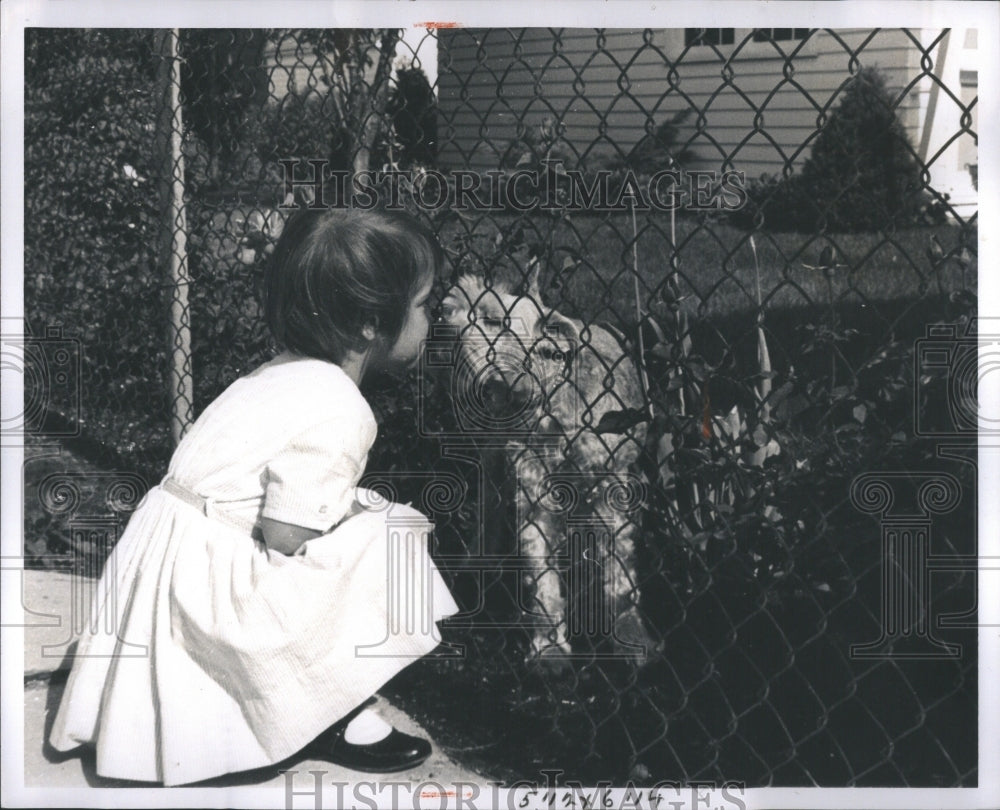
[160,477,258,535]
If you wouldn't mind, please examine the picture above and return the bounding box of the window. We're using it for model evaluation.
[679,28,818,62]
[752,29,811,43]
[685,29,735,47]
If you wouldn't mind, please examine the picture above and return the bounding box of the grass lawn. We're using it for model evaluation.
[435,211,977,328]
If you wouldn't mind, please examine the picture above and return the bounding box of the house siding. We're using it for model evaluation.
[435,28,931,180]
[252,26,975,209]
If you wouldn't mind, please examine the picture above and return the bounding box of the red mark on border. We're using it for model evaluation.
[416,22,462,29]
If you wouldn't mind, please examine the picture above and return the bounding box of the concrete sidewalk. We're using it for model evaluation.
[18,569,485,791]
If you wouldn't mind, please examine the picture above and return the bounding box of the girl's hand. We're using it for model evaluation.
[262,493,373,556]
[341,498,369,522]
[260,517,322,556]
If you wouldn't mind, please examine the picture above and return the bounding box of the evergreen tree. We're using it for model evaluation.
[387,64,438,167]
[801,66,925,232]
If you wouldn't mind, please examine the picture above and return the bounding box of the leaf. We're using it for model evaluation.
[656,432,676,461]
[640,315,668,352]
[594,407,651,434]
[752,424,769,447]
[852,403,867,424]
[650,343,676,360]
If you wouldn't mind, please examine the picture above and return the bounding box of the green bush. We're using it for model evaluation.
[179,30,269,169]
[728,172,819,232]
[608,109,698,174]
[24,29,173,472]
[804,67,926,231]
[256,94,353,174]
[386,64,438,167]
[733,67,943,233]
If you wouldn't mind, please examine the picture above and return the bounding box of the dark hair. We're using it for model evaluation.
[265,207,442,363]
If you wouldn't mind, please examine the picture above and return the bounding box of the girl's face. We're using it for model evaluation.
[382,274,434,370]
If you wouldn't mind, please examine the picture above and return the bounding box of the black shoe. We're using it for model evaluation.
[322,728,432,774]
[309,698,432,774]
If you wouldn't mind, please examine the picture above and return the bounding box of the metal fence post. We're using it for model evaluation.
[155,28,193,446]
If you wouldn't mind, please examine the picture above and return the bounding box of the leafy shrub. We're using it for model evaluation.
[183,61,438,200]
[256,94,353,174]
[500,116,576,173]
[635,282,978,622]
[179,30,269,171]
[184,204,277,413]
[24,29,351,474]
[732,67,943,233]
[24,29,173,472]
[182,96,353,205]
[606,109,698,174]
[728,172,820,232]
[804,67,926,230]
[496,112,689,200]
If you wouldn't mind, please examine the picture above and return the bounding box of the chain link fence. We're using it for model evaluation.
[22,27,978,787]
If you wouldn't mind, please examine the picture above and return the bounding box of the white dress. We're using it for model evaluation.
[48,352,460,786]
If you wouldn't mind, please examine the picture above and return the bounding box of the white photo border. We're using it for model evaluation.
[2,2,996,808]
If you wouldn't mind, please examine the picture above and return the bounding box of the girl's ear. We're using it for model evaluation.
[362,320,378,342]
